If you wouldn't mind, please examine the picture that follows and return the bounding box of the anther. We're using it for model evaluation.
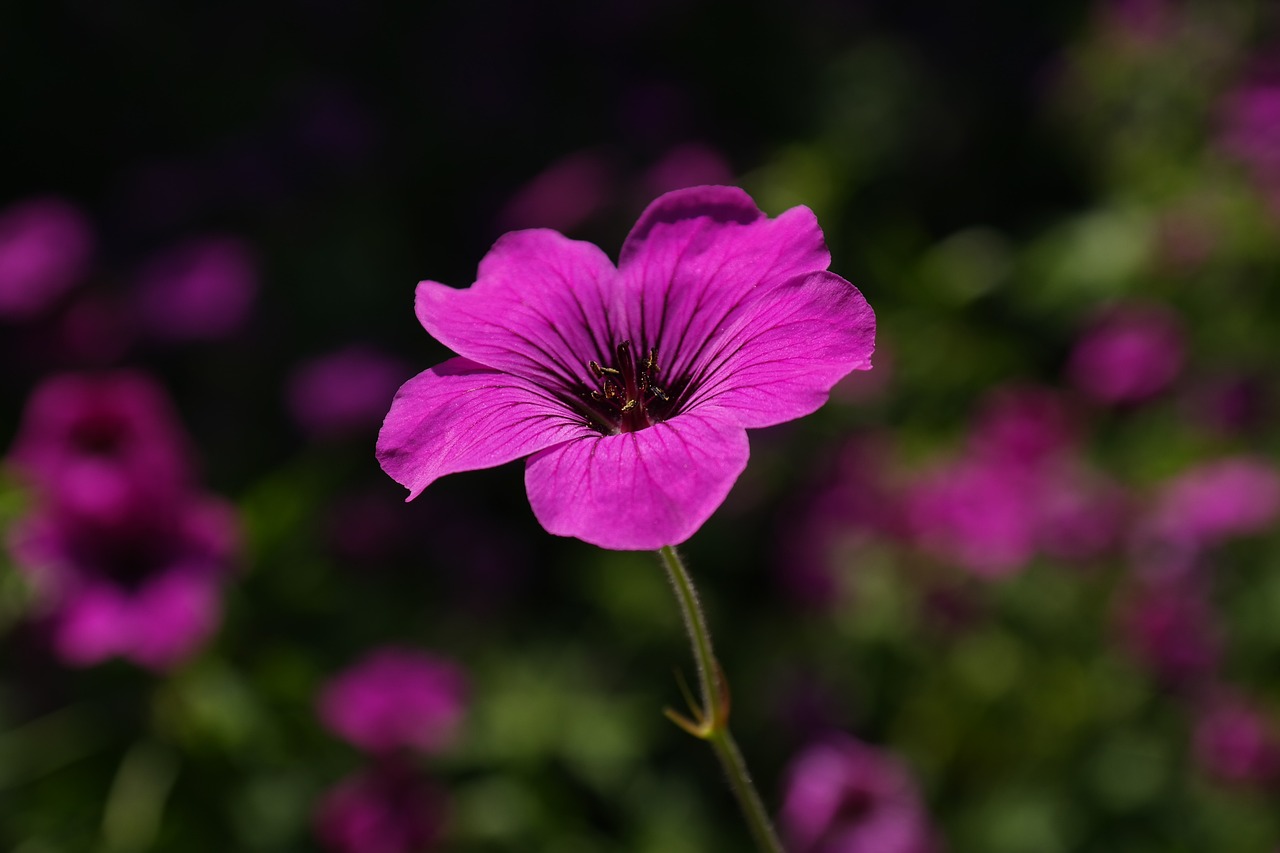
[581,339,678,433]
[589,361,621,378]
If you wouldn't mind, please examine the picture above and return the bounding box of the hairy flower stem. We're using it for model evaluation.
[658,545,785,853]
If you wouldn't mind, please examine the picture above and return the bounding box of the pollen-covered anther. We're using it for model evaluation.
[581,340,673,433]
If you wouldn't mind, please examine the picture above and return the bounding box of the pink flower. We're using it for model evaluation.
[315,759,447,853]
[0,196,94,320]
[779,734,938,853]
[966,385,1077,467]
[1180,374,1267,437]
[1117,576,1221,686]
[378,186,875,550]
[898,385,1125,578]
[642,143,734,198]
[1193,693,1280,786]
[131,235,259,341]
[1219,76,1280,188]
[1067,302,1184,404]
[906,455,1040,578]
[318,648,468,754]
[9,494,238,670]
[289,346,410,439]
[1153,457,1280,542]
[1133,457,1280,572]
[496,149,617,233]
[1033,461,1128,562]
[8,372,194,528]
[5,372,238,669]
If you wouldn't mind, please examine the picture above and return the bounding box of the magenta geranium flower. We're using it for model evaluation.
[1193,692,1280,786]
[1116,576,1222,686]
[377,186,875,550]
[289,346,411,440]
[779,734,938,853]
[5,371,239,669]
[314,758,447,853]
[9,495,237,669]
[131,235,259,342]
[317,647,469,755]
[0,195,94,321]
[7,371,194,528]
[1067,301,1184,405]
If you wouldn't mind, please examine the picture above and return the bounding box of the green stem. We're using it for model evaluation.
[658,545,785,853]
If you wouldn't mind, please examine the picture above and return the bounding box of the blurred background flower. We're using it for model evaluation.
[0,196,94,321]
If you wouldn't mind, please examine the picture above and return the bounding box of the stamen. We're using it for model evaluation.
[581,340,678,433]
[590,360,621,378]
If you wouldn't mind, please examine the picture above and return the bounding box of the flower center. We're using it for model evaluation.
[70,413,128,456]
[582,340,672,434]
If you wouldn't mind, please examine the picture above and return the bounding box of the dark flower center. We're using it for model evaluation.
[580,340,677,434]
[69,412,129,456]
[69,524,175,589]
[833,785,876,825]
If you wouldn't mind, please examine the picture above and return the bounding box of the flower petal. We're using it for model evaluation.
[678,271,875,428]
[616,186,832,384]
[52,582,129,666]
[524,410,749,550]
[415,230,620,389]
[129,571,222,669]
[377,357,593,499]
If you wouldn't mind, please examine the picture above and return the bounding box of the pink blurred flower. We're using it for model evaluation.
[1067,302,1184,404]
[0,196,94,320]
[8,494,238,669]
[1134,457,1280,573]
[5,371,238,669]
[901,385,1123,577]
[1034,461,1129,562]
[315,759,447,853]
[496,149,617,233]
[1154,457,1280,541]
[907,454,1126,577]
[1117,576,1222,686]
[1219,76,1280,186]
[318,648,468,755]
[289,346,410,439]
[1193,692,1280,786]
[7,372,194,528]
[966,385,1077,466]
[132,235,259,341]
[1180,374,1268,437]
[906,455,1040,578]
[779,734,938,853]
[642,143,734,198]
